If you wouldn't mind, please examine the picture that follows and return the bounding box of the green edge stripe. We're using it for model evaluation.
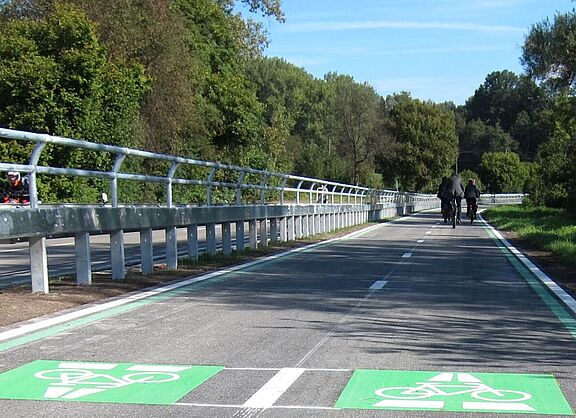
[484,225,576,341]
[0,273,234,352]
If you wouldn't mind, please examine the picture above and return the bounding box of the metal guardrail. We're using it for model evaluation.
[0,128,405,209]
[479,193,526,205]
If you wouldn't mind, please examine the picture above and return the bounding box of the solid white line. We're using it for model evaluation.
[175,402,242,408]
[462,402,534,411]
[242,368,306,408]
[425,231,432,234]
[482,217,576,314]
[369,280,388,290]
[174,402,339,410]
[270,405,338,410]
[401,252,412,258]
[224,367,351,372]
[417,239,424,243]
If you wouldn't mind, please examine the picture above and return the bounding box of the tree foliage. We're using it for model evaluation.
[0,2,148,201]
[325,73,389,185]
[479,152,525,193]
[522,10,576,93]
[380,93,457,192]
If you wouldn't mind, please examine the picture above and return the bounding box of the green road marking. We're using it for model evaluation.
[0,360,222,404]
[484,226,576,341]
[335,370,573,415]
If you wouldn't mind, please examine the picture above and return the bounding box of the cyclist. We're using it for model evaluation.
[436,176,450,222]
[465,178,481,220]
[442,172,464,223]
[2,171,30,204]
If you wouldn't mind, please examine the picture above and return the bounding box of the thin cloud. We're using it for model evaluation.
[281,20,524,33]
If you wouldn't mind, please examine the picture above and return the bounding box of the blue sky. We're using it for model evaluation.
[249,0,574,105]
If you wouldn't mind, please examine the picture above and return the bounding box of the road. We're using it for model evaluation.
[0,211,575,417]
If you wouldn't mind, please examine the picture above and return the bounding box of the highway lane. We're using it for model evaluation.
[0,211,575,417]
[0,224,244,289]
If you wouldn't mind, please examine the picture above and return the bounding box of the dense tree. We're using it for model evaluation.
[379,93,457,192]
[479,152,525,193]
[325,73,389,185]
[458,120,517,172]
[521,11,576,213]
[0,2,148,202]
[522,10,576,93]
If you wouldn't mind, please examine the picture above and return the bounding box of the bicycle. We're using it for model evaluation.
[466,198,478,223]
[449,197,458,229]
[374,380,531,404]
[35,368,180,389]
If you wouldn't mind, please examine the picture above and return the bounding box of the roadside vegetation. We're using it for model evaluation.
[1,0,576,215]
[485,205,576,265]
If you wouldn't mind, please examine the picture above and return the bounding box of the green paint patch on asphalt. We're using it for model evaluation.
[0,360,222,404]
[335,370,573,415]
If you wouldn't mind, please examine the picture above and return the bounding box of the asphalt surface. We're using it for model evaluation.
[0,211,575,417]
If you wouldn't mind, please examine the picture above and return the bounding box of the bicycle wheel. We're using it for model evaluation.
[375,386,434,400]
[123,372,180,383]
[34,369,92,381]
[473,389,531,402]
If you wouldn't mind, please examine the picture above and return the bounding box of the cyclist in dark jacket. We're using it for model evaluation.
[442,173,465,222]
[464,178,481,219]
[437,176,450,221]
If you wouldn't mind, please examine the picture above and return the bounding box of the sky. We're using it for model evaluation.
[247,0,575,105]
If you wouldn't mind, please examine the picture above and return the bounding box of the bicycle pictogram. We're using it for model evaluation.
[33,363,185,399]
[373,372,531,407]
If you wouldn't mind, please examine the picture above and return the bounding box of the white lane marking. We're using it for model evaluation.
[175,403,339,410]
[374,400,444,408]
[463,402,535,411]
[483,217,576,315]
[425,231,432,234]
[226,367,350,372]
[369,280,388,290]
[242,368,306,408]
[417,240,424,243]
[402,252,412,258]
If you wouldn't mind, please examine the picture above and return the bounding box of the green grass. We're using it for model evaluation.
[484,205,576,265]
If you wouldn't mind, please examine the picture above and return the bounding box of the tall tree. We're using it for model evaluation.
[522,10,576,93]
[325,73,388,185]
[380,93,457,192]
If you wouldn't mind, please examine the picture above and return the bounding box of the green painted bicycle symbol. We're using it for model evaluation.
[374,373,531,406]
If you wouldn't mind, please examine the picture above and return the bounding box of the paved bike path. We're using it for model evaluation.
[0,211,575,417]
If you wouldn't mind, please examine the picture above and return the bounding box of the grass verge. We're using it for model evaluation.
[484,205,576,266]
